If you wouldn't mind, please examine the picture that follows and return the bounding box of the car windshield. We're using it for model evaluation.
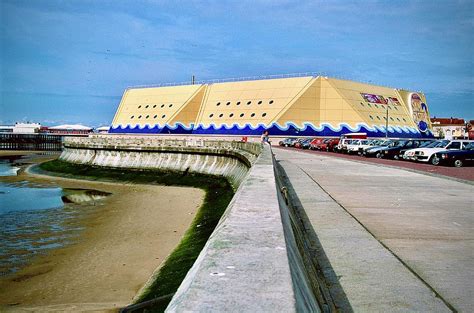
[419,141,434,148]
[432,140,450,148]
[360,140,370,144]
[380,140,392,146]
[323,139,331,143]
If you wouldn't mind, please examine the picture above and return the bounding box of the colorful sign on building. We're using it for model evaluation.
[410,93,430,132]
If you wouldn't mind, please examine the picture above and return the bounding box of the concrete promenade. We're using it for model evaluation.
[274,147,473,312]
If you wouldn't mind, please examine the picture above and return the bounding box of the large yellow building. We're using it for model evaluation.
[110,75,433,138]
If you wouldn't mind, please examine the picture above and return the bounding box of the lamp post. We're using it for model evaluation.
[385,103,389,139]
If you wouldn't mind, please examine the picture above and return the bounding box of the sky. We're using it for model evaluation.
[1,0,473,127]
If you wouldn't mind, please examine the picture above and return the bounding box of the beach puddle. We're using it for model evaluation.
[0,166,111,277]
[0,156,23,177]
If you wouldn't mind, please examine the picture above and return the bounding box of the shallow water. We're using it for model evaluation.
[0,160,20,177]
[0,161,110,277]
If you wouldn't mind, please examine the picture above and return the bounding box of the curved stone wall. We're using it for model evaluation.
[60,135,261,188]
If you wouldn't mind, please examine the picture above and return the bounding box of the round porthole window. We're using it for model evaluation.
[236,101,241,105]
[162,115,166,118]
[269,100,274,104]
[219,113,223,118]
[229,113,234,117]
[154,115,157,118]
[262,113,267,117]
[153,105,157,108]
[247,101,251,105]
[251,113,255,117]
[161,104,165,108]
[146,115,149,119]
[138,115,142,119]
[209,114,214,118]
[145,105,149,108]
[217,102,221,106]
[226,102,230,106]
[138,105,142,109]
[258,101,262,105]
[131,116,134,119]
[240,113,245,117]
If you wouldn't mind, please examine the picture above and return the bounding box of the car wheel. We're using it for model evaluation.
[285,144,289,147]
[431,155,440,166]
[454,159,463,168]
[376,152,383,158]
[394,155,399,160]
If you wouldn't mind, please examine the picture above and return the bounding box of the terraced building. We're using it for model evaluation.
[110,75,433,138]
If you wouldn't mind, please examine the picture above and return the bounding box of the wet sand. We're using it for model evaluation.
[0,152,204,312]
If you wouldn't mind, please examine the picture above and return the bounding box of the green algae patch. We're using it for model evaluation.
[38,160,234,312]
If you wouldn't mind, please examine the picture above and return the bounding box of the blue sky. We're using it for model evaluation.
[1,0,472,126]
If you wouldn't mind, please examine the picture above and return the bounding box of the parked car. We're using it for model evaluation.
[296,138,312,149]
[313,138,330,150]
[325,138,340,152]
[336,133,368,153]
[346,139,372,154]
[279,138,298,147]
[380,139,426,159]
[309,138,324,150]
[357,139,385,155]
[432,142,474,167]
[362,140,395,158]
[403,140,445,160]
[405,140,472,164]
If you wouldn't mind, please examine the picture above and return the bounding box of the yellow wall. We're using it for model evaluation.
[111,84,203,127]
[276,78,320,127]
[325,78,417,128]
[195,77,313,127]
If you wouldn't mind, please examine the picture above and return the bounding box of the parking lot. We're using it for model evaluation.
[276,137,474,182]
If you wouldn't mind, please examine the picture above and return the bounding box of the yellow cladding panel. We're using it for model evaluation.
[112,84,203,127]
[323,77,417,128]
[276,79,320,127]
[169,86,206,127]
[197,77,313,127]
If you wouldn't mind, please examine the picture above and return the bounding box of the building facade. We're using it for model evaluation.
[110,75,433,138]
[430,118,468,139]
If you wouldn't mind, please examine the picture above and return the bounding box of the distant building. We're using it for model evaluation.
[96,126,110,134]
[13,122,41,134]
[0,125,14,133]
[48,124,93,135]
[430,117,468,139]
[110,75,433,138]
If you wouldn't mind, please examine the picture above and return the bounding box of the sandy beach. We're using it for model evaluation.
[0,152,204,312]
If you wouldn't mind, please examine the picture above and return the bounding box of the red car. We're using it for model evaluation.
[314,138,332,150]
[324,138,340,152]
[309,138,324,150]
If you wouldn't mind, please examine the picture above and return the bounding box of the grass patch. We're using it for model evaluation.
[38,160,234,312]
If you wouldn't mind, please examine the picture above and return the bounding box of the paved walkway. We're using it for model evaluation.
[274,147,473,312]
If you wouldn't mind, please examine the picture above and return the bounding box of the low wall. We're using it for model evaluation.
[165,143,319,312]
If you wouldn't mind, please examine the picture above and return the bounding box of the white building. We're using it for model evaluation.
[13,122,41,134]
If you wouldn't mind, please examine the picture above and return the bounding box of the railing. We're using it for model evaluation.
[0,133,63,151]
[126,71,420,92]
[63,136,262,157]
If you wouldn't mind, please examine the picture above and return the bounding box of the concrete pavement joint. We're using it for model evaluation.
[275,147,473,185]
[295,164,458,313]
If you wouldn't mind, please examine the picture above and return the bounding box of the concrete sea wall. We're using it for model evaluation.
[59,135,319,312]
[60,135,261,188]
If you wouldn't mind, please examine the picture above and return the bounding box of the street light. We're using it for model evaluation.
[385,102,389,139]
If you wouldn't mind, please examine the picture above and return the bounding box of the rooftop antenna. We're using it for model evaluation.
[192,75,195,85]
